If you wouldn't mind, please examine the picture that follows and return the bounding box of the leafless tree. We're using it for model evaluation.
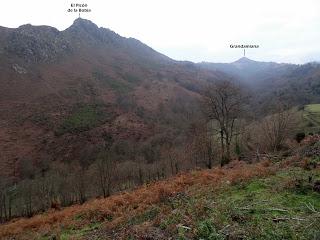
[73,167,87,204]
[188,121,218,169]
[202,80,247,165]
[260,105,296,152]
[94,151,115,198]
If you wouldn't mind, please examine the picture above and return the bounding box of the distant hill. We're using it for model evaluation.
[199,57,320,109]
[198,57,296,85]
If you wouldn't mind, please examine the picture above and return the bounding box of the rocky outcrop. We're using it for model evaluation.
[4,24,72,63]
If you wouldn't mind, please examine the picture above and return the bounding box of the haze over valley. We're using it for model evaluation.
[0,3,320,239]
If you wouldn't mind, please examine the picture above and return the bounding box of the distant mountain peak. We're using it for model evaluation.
[64,18,106,44]
[233,57,256,64]
[72,18,97,27]
[1,18,172,64]
[68,18,99,32]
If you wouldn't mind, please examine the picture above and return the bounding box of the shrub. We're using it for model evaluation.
[196,219,225,240]
[55,104,110,135]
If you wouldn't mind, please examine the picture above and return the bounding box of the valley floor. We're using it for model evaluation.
[0,158,319,240]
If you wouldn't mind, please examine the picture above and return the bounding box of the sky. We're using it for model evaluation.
[0,0,320,64]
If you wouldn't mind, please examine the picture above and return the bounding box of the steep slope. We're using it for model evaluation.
[0,18,225,176]
[0,151,319,239]
[275,63,320,104]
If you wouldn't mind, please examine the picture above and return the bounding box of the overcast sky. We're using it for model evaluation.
[1,0,319,64]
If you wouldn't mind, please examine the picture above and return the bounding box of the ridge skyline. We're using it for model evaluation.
[1,17,319,66]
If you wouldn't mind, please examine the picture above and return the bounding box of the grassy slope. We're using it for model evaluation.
[306,104,320,112]
[302,104,320,134]
[0,159,319,240]
[87,166,319,240]
[170,168,320,240]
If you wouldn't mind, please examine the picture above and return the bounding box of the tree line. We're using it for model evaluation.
[0,79,301,222]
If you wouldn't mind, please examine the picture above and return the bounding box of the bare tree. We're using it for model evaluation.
[73,166,87,204]
[188,121,217,169]
[202,80,247,165]
[0,177,14,222]
[94,151,115,198]
[261,105,296,152]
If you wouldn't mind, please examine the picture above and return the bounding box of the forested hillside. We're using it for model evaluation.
[0,19,319,237]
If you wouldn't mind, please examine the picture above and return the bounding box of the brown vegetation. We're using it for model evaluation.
[0,160,275,239]
[1,18,319,239]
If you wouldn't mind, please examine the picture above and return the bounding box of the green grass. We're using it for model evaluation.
[127,207,160,226]
[305,104,320,113]
[60,222,101,240]
[36,165,319,239]
[301,104,320,134]
[38,222,102,240]
[156,167,320,240]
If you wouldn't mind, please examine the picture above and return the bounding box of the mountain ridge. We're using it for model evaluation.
[1,18,319,65]
[1,18,319,172]
[0,18,319,176]
[0,18,225,175]
[0,18,320,230]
